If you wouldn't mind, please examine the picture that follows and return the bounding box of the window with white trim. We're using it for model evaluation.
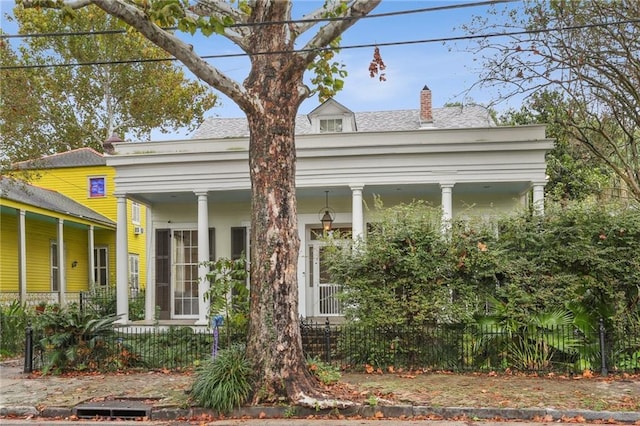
[128,254,139,295]
[319,118,343,133]
[88,176,106,198]
[131,202,141,225]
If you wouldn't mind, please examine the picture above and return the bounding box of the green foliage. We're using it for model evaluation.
[308,39,347,103]
[307,356,341,385]
[460,0,640,203]
[34,305,123,374]
[81,286,145,321]
[337,323,465,371]
[325,199,498,327]
[125,326,210,370]
[2,4,217,164]
[190,344,253,413]
[498,90,612,202]
[204,257,249,347]
[337,198,640,326]
[473,305,580,372]
[0,301,29,358]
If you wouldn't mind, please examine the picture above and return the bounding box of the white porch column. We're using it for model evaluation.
[440,183,455,232]
[145,207,155,321]
[532,181,546,215]
[116,196,129,324]
[350,184,365,242]
[195,191,210,326]
[88,225,95,287]
[57,218,66,306]
[18,209,27,302]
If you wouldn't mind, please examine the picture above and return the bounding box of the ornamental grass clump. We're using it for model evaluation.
[190,344,253,413]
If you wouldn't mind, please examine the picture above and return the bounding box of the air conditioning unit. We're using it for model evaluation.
[134,226,144,235]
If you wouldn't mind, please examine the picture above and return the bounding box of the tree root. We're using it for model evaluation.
[295,392,358,409]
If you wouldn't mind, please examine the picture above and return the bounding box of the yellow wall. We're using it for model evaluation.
[24,164,147,289]
[0,212,19,291]
[0,208,116,293]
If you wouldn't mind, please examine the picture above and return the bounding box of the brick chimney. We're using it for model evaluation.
[420,85,433,123]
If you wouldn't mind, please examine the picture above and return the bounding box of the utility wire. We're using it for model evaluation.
[0,0,517,39]
[1,17,638,71]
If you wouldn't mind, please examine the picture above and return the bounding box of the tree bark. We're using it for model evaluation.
[242,3,319,403]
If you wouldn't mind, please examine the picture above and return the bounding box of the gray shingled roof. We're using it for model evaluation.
[0,178,115,228]
[191,105,496,139]
[13,148,105,170]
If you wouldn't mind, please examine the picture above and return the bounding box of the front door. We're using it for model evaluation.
[307,229,349,316]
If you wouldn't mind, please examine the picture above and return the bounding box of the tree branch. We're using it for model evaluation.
[188,0,251,45]
[21,0,252,112]
[89,0,251,112]
[297,0,381,66]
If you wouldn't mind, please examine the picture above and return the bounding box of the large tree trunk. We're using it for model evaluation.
[243,3,319,404]
[245,105,321,404]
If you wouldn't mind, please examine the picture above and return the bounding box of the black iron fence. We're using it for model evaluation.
[300,319,640,375]
[79,287,146,321]
[22,319,640,374]
[25,325,218,373]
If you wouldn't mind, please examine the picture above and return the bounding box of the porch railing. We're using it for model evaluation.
[319,284,343,316]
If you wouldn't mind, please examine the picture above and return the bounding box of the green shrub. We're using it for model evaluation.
[327,198,640,330]
[307,356,340,385]
[81,286,145,321]
[34,305,123,374]
[190,344,253,413]
[204,257,249,347]
[123,326,211,369]
[0,300,29,358]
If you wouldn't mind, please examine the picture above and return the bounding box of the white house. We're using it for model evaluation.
[105,86,553,325]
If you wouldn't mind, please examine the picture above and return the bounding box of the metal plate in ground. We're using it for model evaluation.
[73,399,152,419]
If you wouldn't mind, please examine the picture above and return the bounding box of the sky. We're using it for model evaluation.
[0,0,525,140]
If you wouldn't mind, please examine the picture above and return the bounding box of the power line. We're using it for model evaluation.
[1,17,638,71]
[0,0,516,39]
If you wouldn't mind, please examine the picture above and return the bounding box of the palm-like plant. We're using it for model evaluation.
[35,305,120,374]
[472,299,579,372]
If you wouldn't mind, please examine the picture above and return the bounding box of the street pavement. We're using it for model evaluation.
[2,358,639,425]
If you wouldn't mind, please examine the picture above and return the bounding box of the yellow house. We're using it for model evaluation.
[1,148,147,304]
[0,178,115,304]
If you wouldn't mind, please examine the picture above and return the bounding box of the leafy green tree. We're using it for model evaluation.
[1,5,217,163]
[498,91,612,202]
[20,0,382,405]
[460,0,640,203]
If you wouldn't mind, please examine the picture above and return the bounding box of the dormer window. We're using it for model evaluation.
[320,118,343,133]
[308,99,355,133]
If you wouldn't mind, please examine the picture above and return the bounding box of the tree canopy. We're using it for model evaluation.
[460,0,640,203]
[0,4,217,164]
[498,90,612,202]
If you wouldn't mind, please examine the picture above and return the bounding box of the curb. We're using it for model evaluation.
[3,404,640,423]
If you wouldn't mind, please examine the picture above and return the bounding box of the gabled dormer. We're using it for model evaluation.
[307,98,356,133]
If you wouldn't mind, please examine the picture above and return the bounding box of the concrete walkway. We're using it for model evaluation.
[1,359,639,424]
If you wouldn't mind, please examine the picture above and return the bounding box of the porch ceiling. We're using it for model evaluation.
[128,181,531,206]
